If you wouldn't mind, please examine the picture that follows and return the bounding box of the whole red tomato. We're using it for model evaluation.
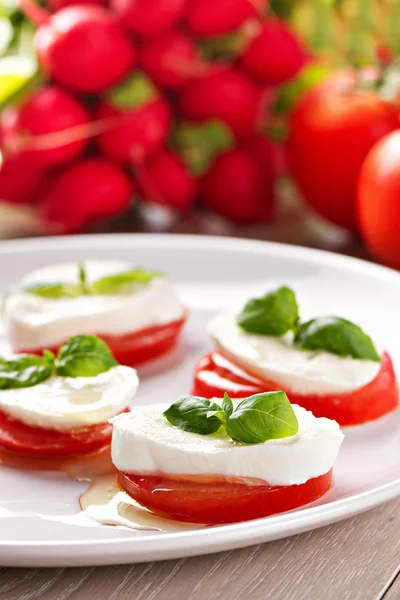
[287,73,399,231]
[357,130,400,269]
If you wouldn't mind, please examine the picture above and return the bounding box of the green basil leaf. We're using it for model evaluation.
[225,391,299,444]
[237,286,300,336]
[222,392,233,417]
[294,316,381,362]
[89,269,163,295]
[22,282,82,298]
[163,396,224,435]
[0,355,53,389]
[56,335,118,378]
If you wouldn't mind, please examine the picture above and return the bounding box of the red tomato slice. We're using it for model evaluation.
[193,351,399,426]
[19,316,187,367]
[0,408,128,457]
[118,469,333,524]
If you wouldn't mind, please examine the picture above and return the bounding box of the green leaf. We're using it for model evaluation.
[222,392,233,417]
[225,392,299,445]
[21,282,82,298]
[294,316,381,362]
[163,396,224,435]
[107,72,157,110]
[78,263,88,293]
[0,354,53,389]
[171,119,233,175]
[89,269,162,295]
[56,335,118,378]
[237,286,300,336]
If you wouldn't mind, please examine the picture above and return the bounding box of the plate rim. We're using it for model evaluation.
[0,233,399,566]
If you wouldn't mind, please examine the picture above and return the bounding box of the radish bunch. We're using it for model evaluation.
[0,0,305,232]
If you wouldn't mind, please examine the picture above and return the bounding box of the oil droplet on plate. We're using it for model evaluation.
[80,474,204,532]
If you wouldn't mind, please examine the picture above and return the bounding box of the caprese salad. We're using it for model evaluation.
[3,259,187,367]
[111,391,344,524]
[0,334,138,457]
[192,286,398,426]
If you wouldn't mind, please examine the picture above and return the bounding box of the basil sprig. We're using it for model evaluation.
[163,391,299,445]
[0,355,54,390]
[56,335,118,377]
[20,264,162,299]
[237,286,299,336]
[0,335,118,390]
[236,286,380,362]
[294,317,381,362]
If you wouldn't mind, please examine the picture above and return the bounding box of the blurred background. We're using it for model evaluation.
[1,0,400,269]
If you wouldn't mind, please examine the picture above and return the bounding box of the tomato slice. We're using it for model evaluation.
[0,408,128,457]
[19,316,187,367]
[118,469,333,524]
[193,351,399,426]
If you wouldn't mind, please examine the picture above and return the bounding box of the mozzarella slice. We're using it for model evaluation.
[111,402,344,486]
[208,311,381,395]
[0,365,139,431]
[3,259,185,350]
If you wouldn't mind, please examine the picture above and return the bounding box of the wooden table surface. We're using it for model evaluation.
[0,203,399,600]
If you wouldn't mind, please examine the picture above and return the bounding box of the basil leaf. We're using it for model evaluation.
[89,269,163,295]
[0,355,53,389]
[222,392,233,417]
[225,391,299,444]
[163,396,224,435]
[56,335,118,378]
[294,316,381,362]
[237,286,299,336]
[22,282,82,298]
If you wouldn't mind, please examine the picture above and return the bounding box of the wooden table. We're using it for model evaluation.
[0,204,398,600]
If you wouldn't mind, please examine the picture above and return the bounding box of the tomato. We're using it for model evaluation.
[18,316,187,367]
[118,469,333,524]
[287,72,399,231]
[193,352,398,426]
[357,130,400,270]
[0,408,128,457]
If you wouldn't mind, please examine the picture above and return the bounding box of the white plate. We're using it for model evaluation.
[0,234,399,568]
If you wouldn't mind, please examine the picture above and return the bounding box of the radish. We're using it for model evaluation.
[139,31,200,90]
[178,66,260,139]
[246,132,286,178]
[40,158,134,233]
[201,145,275,224]
[184,0,268,37]
[0,154,48,205]
[136,149,198,212]
[48,0,107,11]
[111,0,186,37]
[96,74,171,163]
[240,19,305,84]
[0,85,90,167]
[29,4,135,93]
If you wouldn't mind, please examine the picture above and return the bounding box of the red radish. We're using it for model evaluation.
[40,158,134,233]
[184,0,268,37]
[240,19,305,84]
[201,146,275,224]
[0,86,90,168]
[136,149,198,212]
[32,5,135,93]
[139,31,200,90]
[247,132,286,178]
[179,67,260,139]
[0,154,48,205]
[96,74,171,163]
[48,0,107,11]
[112,0,185,37]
